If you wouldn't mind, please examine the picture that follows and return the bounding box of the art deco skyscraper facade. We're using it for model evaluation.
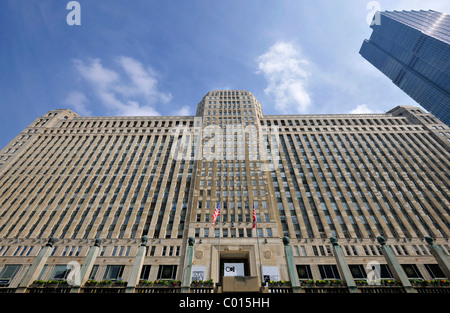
[0,90,449,293]
[360,10,450,125]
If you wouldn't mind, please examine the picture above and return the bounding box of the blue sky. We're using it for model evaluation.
[1,0,449,149]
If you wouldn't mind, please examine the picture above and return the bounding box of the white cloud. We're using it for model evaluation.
[349,104,377,114]
[117,56,157,95]
[74,58,118,88]
[70,57,172,116]
[118,100,160,116]
[63,91,91,116]
[116,56,172,104]
[257,42,312,114]
[172,105,192,116]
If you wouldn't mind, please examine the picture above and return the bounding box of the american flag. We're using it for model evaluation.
[252,202,257,229]
[210,201,221,230]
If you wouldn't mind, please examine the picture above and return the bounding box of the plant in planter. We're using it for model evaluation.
[268,280,292,287]
[355,280,368,286]
[330,279,343,286]
[409,279,425,286]
[50,280,66,284]
[268,280,280,287]
[32,279,68,287]
[301,279,315,286]
[154,280,169,287]
[85,280,99,286]
[138,280,153,286]
[315,279,329,286]
[98,280,113,286]
[381,279,401,286]
[432,279,450,286]
[113,280,127,287]
[192,279,214,287]
[32,280,47,286]
[203,279,214,286]
[191,280,203,287]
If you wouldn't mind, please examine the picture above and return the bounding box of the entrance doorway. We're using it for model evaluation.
[219,251,250,283]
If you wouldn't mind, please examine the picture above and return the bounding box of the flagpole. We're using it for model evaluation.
[218,199,221,285]
[254,202,264,287]
[256,227,263,286]
[211,199,222,286]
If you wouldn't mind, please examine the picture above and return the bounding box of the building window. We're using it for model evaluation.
[424,264,445,279]
[401,264,423,279]
[296,265,313,280]
[140,265,151,280]
[0,265,21,283]
[379,264,394,279]
[50,265,70,280]
[312,246,319,256]
[349,265,366,279]
[157,265,177,280]
[103,265,125,281]
[318,265,341,279]
[89,265,99,280]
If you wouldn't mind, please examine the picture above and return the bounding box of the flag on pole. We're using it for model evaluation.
[252,202,257,229]
[210,201,221,230]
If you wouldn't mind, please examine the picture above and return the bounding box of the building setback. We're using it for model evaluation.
[360,10,450,126]
[0,90,449,293]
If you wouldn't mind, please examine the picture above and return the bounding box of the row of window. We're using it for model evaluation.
[292,243,449,257]
[0,245,182,258]
[196,210,270,222]
[193,227,270,238]
[3,242,448,258]
[206,110,253,116]
[267,126,424,132]
[59,119,195,129]
[207,91,251,98]
[262,117,408,127]
[297,263,446,280]
[1,262,445,284]
[37,125,427,137]
[207,102,253,108]
[6,264,176,282]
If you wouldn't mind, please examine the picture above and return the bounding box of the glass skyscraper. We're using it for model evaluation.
[360,10,450,125]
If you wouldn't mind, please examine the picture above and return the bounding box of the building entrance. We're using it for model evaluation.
[219,250,261,292]
[219,251,250,283]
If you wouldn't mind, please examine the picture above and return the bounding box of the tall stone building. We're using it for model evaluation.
[0,90,449,293]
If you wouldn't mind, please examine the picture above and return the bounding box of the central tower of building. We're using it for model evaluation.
[189,90,283,282]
